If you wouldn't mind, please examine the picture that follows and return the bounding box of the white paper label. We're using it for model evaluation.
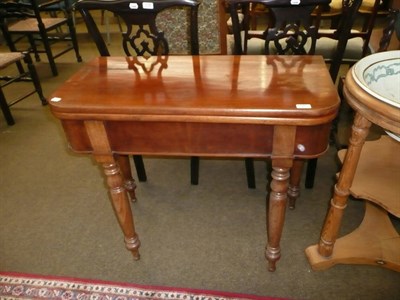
[296,104,312,109]
[290,0,300,5]
[50,97,62,102]
[129,3,138,9]
[142,2,154,9]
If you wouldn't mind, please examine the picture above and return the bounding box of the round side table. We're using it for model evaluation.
[305,54,400,272]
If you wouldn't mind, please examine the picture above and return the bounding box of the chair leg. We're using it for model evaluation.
[0,88,15,126]
[41,34,58,76]
[2,30,33,70]
[245,158,256,189]
[190,156,199,185]
[66,14,82,62]
[132,155,147,182]
[190,157,256,188]
[23,53,47,105]
[305,158,318,189]
[27,34,41,62]
[15,60,25,75]
[32,24,58,76]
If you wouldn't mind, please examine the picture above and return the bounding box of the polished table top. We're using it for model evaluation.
[49,55,340,271]
[50,55,338,124]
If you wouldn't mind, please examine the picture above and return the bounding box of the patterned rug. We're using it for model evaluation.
[0,272,286,300]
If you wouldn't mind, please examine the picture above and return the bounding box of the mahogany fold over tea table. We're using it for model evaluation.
[49,55,339,271]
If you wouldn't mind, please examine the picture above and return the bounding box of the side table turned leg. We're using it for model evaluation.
[305,113,371,268]
[306,201,400,271]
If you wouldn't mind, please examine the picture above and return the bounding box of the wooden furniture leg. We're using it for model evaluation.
[245,158,256,189]
[304,158,317,189]
[306,201,400,271]
[288,159,304,209]
[313,113,371,257]
[116,155,137,202]
[0,88,14,125]
[190,156,199,185]
[191,157,256,188]
[100,160,141,259]
[265,125,295,271]
[85,121,141,260]
[266,161,291,271]
[132,155,147,182]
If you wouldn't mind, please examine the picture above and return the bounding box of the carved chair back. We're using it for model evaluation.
[75,0,201,57]
[377,7,400,52]
[326,0,363,83]
[227,0,330,55]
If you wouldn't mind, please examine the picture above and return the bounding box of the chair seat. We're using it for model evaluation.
[8,17,67,33]
[1,0,81,76]
[0,53,25,70]
[0,51,47,125]
[329,0,342,11]
[226,31,265,54]
[315,35,365,62]
[227,32,365,60]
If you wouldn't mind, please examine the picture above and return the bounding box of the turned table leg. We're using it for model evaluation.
[116,155,137,202]
[266,125,296,271]
[265,161,291,271]
[288,159,304,210]
[101,160,141,260]
[317,113,371,257]
[85,121,141,260]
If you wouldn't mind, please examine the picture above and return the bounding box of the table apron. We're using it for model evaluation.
[61,120,332,158]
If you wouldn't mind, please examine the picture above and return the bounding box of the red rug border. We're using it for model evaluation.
[0,271,286,300]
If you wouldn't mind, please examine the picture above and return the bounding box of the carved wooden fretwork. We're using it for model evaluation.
[123,23,169,58]
[264,5,318,55]
[265,23,317,55]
